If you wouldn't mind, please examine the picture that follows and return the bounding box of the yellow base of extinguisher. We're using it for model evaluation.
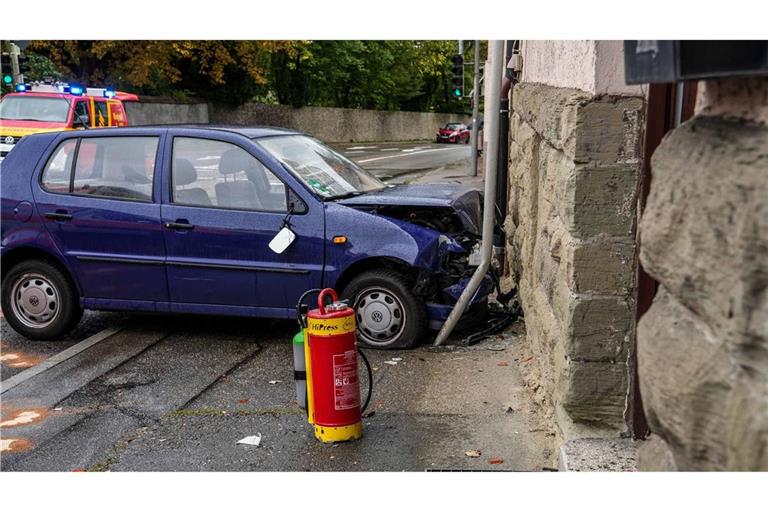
[314,422,363,443]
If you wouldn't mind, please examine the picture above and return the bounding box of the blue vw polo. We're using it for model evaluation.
[0,126,491,348]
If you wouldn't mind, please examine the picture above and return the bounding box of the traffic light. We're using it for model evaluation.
[1,53,12,86]
[18,55,30,75]
[451,54,464,98]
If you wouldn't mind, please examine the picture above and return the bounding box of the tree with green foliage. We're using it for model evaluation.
[26,40,479,113]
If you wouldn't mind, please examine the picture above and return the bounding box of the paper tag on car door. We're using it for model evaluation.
[269,227,296,254]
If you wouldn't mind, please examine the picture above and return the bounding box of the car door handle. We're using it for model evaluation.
[164,221,195,231]
[44,211,73,221]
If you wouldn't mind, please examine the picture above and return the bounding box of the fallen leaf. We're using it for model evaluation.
[238,399,249,404]
[465,450,481,458]
[497,361,509,367]
[362,410,376,418]
[522,356,534,363]
[488,458,504,465]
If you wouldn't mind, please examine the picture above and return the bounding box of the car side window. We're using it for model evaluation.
[172,137,287,213]
[73,101,90,126]
[72,137,158,202]
[94,101,109,127]
[41,139,78,193]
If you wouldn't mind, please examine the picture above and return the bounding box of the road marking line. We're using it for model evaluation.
[347,146,378,150]
[379,148,399,152]
[344,150,366,155]
[358,147,455,164]
[0,326,124,394]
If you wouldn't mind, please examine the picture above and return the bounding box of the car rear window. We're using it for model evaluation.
[41,136,159,202]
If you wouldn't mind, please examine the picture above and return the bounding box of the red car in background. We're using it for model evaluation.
[435,122,470,144]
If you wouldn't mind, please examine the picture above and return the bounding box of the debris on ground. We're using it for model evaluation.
[497,361,509,367]
[486,344,506,351]
[238,399,249,404]
[237,434,262,447]
[362,410,376,418]
[465,450,481,458]
[487,458,504,465]
[268,380,281,385]
[383,361,398,366]
[391,357,403,362]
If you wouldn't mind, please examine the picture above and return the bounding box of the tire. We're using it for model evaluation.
[341,269,427,349]
[1,259,83,340]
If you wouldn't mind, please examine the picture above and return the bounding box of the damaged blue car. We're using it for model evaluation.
[0,126,491,348]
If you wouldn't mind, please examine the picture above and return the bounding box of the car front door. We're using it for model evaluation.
[32,130,168,305]
[160,131,324,316]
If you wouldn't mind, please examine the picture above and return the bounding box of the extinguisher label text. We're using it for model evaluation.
[307,316,356,336]
[333,350,360,411]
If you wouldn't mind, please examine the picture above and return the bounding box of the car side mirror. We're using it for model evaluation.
[287,188,307,214]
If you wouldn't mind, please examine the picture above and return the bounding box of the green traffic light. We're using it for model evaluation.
[3,74,12,85]
[454,88,461,97]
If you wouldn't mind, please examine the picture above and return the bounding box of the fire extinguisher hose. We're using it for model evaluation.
[357,347,373,414]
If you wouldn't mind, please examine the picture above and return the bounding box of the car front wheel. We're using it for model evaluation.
[341,269,426,349]
[1,259,83,340]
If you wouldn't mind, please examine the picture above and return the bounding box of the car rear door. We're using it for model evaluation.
[159,129,324,316]
[32,130,168,306]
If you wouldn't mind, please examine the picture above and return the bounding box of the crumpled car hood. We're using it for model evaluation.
[337,183,483,235]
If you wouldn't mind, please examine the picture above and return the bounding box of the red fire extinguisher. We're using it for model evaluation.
[305,288,364,443]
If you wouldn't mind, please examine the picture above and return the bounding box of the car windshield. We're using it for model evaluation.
[256,135,385,199]
[445,123,463,130]
[0,96,70,123]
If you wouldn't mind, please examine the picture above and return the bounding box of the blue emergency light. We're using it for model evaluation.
[104,89,116,98]
[70,85,84,96]
[15,83,28,92]
[57,84,71,94]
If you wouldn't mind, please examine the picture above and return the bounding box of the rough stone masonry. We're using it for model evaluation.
[505,82,645,440]
[637,109,768,471]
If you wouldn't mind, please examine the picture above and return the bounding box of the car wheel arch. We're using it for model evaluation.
[333,256,417,297]
[1,246,82,297]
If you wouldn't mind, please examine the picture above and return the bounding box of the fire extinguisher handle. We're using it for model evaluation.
[317,288,338,314]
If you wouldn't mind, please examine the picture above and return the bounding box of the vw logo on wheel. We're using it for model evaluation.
[371,310,384,323]
[4,136,14,145]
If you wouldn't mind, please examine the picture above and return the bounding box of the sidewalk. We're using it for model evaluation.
[54,320,556,472]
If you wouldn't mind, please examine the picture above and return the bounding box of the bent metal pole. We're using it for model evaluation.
[471,40,481,177]
[434,40,504,347]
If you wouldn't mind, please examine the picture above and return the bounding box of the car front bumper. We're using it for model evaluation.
[425,273,494,330]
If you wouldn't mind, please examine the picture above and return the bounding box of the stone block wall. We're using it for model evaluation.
[505,82,645,437]
[125,96,209,126]
[210,103,470,143]
[637,104,768,470]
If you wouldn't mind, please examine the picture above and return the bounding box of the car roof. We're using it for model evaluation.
[67,124,303,139]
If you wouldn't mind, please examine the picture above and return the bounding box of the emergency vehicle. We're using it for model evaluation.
[0,82,138,160]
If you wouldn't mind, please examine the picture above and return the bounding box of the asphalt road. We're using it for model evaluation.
[332,141,472,183]
[1,315,554,471]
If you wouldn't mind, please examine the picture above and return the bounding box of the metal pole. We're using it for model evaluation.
[10,43,21,86]
[434,40,504,347]
[470,40,480,177]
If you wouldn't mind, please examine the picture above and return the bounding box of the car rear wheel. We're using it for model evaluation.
[341,269,426,349]
[1,259,83,340]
